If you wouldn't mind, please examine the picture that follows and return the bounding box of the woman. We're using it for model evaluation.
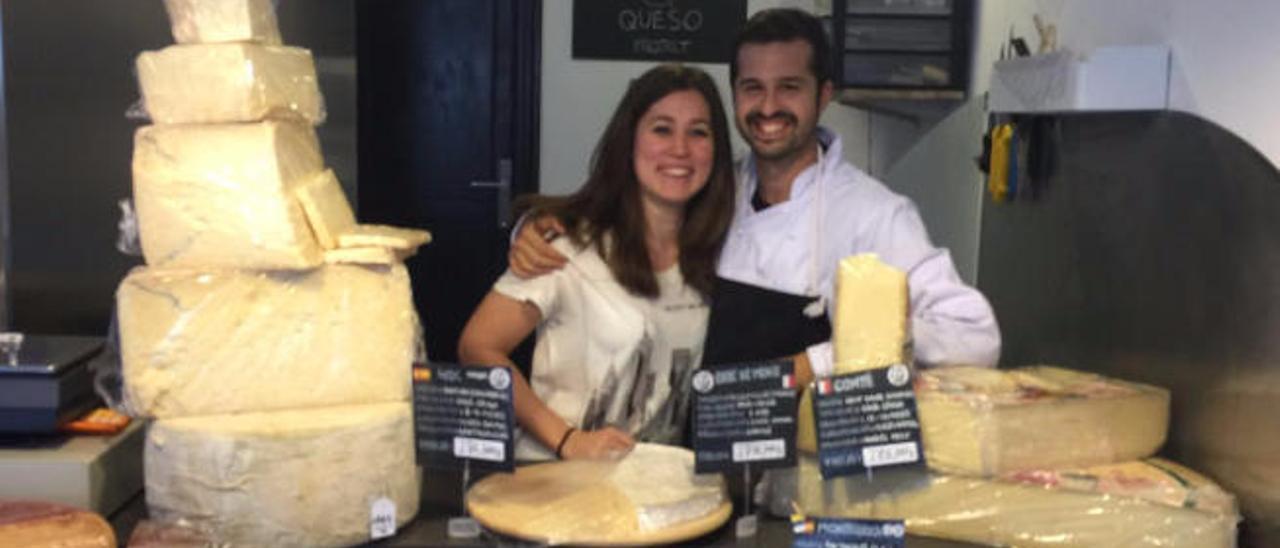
[458,64,735,461]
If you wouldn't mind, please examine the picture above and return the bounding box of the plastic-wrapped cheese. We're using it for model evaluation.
[467,444,728,545]
[917,366,1170,475]
[0,501,115,548]
[145,403,420,548]
[132,121,324,269]
[163,0,281,45]
[137,43,324,125]
[769,455,1238,548]
[117,264,417,418]
[833,254,909,373]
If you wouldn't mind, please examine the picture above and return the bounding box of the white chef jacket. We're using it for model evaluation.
[717,127,1001,374]
[494,236,708,460]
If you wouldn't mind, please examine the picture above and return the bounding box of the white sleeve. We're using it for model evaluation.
[870,200,1002,368]
[805,341,835,378]
[493,267,561,319]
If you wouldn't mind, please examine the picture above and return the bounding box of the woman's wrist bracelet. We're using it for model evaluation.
[555,427,576,459]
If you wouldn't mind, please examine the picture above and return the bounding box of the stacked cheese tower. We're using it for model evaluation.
[115,1,425,546]
[782,254,1238,547]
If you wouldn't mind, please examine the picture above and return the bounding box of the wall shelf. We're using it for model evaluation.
[988,46,1171,113]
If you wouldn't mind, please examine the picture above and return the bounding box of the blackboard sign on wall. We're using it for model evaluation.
[573,0,747,63]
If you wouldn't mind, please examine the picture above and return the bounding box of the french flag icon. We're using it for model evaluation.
[818,378,834,395]
[781,374,795,389]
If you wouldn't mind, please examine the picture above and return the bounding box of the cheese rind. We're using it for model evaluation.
[769,455,1238,548]
[324,247,405,266]
[296,170,356,249]
[132,121,324,269]
[0,501,116,548]
[163,0,281,45]
[918,365,1170,475]
[117,264,417,418]
[137,43,324,125]
[145,403,420,548]
[833,254,909,373]
[338,225,433,251]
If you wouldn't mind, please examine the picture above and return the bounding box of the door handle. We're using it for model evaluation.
[469,158,513,229]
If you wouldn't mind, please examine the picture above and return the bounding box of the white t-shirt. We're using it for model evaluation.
[493,237,708,461]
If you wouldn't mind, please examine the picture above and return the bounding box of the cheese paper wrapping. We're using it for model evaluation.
[117,264,417,418]
[467,444,728,545]
[833,254,909,373]
[145,403,420,548]
[918,365,1169,475]
[767,455,1238,548]
[132,121,324,269]
[137,43,324,125]
[163,0,281,45]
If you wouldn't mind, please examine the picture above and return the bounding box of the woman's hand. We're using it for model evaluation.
[509,214,568,278]
[559,427,635,460]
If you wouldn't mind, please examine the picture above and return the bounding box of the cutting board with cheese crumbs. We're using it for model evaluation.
[466,443,731,546]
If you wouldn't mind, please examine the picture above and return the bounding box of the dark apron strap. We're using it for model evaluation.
[702,276,832,367]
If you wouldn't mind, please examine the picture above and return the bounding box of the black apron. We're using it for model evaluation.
[702,277,831,367]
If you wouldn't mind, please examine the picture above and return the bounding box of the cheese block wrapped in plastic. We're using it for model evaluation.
[833,254,909,373]
[117,264,416,418]
[919,366,1169,475]
[163,0,281,45]
[0,501,115,548]
[137,43,324,125]
[467,444,730,545]
[767,455,1238,548]
[132,121,324,269]
[145,403,420,548]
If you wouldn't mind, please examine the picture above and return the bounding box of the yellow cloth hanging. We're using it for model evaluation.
[988,123,1013,203]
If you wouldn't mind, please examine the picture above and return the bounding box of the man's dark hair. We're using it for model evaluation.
[518,64,735,299]
[730,8,833,85]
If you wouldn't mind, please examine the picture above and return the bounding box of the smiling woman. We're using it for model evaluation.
[457,64,735,462]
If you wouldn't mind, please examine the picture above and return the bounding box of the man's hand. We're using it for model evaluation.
[509,215,568,278]
[560,427,635,460]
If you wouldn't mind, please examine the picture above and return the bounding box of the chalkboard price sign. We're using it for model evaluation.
[573,0,747,63]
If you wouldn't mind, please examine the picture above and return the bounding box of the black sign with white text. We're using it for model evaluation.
[814,365,924,479]
[413,363,515,472]
[572,0,747,63]
[692,360,797,474]
[792,516,907,548]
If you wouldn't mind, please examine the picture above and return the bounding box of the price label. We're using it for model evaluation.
[692,360,796,474]
[413,363,515,472]
[814,364,925,479]
[792,516,905,548]
[369,497,396,540]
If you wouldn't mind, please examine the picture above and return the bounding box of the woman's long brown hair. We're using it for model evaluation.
[518,64,735,299]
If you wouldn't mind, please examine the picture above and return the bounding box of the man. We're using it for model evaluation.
[511,9,999,384]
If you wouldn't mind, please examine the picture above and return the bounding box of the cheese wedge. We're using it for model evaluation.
[917,365,1170,475]
[769,455,1237,548]
[296,170,356,249]
[137,43,324,125]
[338,225,433,251]
[132,121,324,269]
[324,247,408,266]
[833,254,909,373]
[163,0,281,45]
[117,264,417,418]
[0,501,116,548]
[145,403,420,548]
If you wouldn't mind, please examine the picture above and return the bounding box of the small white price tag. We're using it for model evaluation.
[861,441,920,468]
[731,438,786,463]
[735,514,758,538]
[453,436,506,462]
[370,497,396,540]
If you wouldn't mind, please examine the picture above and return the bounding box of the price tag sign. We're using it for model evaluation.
[369,497,397,540]
[791,516,906,548]
[413,363,515,472]
[813,364,924,479]
[692,360,796,474]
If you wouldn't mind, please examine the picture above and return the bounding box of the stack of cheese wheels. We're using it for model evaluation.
[783,254,1238,547]
[116,1,427,545]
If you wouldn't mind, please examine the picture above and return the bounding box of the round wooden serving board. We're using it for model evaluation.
[466,458,731,546]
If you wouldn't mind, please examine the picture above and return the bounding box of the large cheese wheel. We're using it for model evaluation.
[117,264,416,418]
[467,444,730,546]
[0,501,115,548]
[163,0,281,45]
[145,403,420,547]
[137,43,324,125]
[768,455,1238,548]
[132,121,324,270]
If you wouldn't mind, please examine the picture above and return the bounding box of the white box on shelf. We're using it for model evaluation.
[989,46,1170,113]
